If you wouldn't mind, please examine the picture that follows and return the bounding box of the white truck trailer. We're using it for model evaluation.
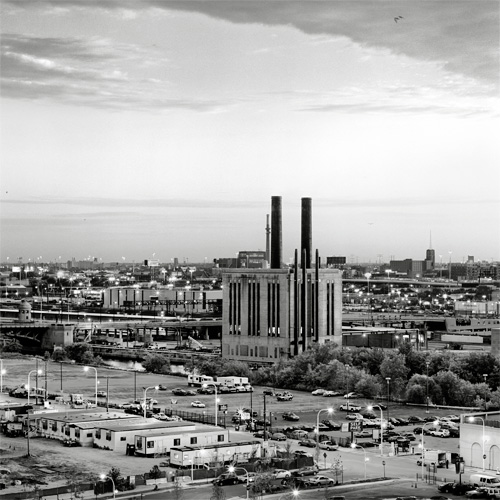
[170,440,263,468]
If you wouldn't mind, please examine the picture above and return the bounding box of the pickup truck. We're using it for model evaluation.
[339,404,362,412]
[277,392,293,401]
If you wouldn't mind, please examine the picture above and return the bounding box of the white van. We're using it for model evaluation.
[469,473,500,488]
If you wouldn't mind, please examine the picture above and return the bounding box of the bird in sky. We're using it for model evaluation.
[394,16,404,22]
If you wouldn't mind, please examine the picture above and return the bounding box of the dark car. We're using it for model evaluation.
[322,419,342,430]
[408,416,425,423]
[293,465,319,477]
[298,439,317,448]
[158,384,168,391]
[293,450,313,458]
[172,388,187,396]
[282,412,300,421]
[397,417,410,425]
[212,473,244,486]
[263,388,274,396]
[197,387,215,394]
[438,482,475,495]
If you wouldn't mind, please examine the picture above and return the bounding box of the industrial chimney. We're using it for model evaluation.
[271,196,282,269]
[301,197,312,269]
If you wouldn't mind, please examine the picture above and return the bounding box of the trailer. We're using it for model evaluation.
[187,374,215,387]
[419,449,456,468]
[215,376,250,388]
[170,440,263,468]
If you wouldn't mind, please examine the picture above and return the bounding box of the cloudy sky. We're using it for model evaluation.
[1,0,499,265]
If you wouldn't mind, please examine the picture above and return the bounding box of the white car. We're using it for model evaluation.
[273,469,291,479]
[311,389,326,396]
[191,400,206,408]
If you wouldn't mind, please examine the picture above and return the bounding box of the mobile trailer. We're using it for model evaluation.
[170,440,263,468]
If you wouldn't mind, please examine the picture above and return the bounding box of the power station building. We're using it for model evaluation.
[221,197,342,364]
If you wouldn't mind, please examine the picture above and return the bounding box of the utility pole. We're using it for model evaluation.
[263,394,267,441]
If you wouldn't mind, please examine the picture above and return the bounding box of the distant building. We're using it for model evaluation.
[389,258,425,278]
[326,256,347,268]
[237,251,267,269]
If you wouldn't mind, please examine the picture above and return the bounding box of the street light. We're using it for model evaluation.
[83,366,98,406]
[351,443,368,479]
[100,474,116,499]
[385,377,391,420]
[364,273,372,297]
[425,361,431,414]
[27,369,42,405]
[316,408,334,458]
[367,405,385,456]
[483,374,488,411]
[468,416,486,471]
[203,382,219,426]
[0,359,5,393]
[420,420,439,480]
[143,385,159,418]
[228,465,249,500]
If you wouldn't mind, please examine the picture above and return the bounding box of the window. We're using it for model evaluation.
[120,437,126,442]
[217,434,225,442]
[42,420,48,430]
[106,431,111,441]
[174,438,180,446]
[87,433,92,438]
[96,430,101,439]
[52,422,58,432]
[190,437,197,445]
[74,428,80,438]
[147,441,154,448]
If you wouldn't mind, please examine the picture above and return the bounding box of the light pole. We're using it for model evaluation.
[385,377,391,420]
[143,385,159,418]
[425,361,430,414]
[364,273,372,297]
[0,359,5,393]
[351,443,368,479]
[420,420,439,480]
[100,474,116,499]
[368,405,384,456]
[483,374,488,411]
[228,465,249,500]
[83,366,98,406]
[203,382,219,426]
[316,408,334,458]
[27,369,42,405]
[468,416,486,471]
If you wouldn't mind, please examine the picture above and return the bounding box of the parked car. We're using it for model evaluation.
[197,386,214,394]
[293,450,313,458]
[277,393,294,401]
[158,384,168,391]
[465,488,489,498]
[96,391,107,397]
[339,404,362,412]
[311,389,326,396]
[282,412,300,421]
[371,403,387,410]
[273,469,292,479]
[430,429,449,438]
[293,465,319,477]
[263,388,274,396]
[322,419,342,430]
[355,430,372,439]
[323,390,341,397]
[172,388,187,396]
[307,475,335,487]
[438,482,475,494]
[271,433,287,441]
[346,413,364,421]
[408,416,425,423]
[319,440,338,451]
[191,400,206,408]
[298,439,317,448]
[212,473,244,486]
[185,389,197,396]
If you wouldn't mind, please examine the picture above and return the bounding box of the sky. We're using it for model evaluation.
[1,0,499,266]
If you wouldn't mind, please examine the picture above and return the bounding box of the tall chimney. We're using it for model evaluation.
[265,214,270,266]
[271,196,282,269]
[301,197,312,269]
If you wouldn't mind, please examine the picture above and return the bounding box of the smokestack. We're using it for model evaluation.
[265,214,270,266]
[301,197,312,269]
[271,196,282,269]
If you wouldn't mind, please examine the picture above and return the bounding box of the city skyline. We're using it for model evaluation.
[1,1,499,263]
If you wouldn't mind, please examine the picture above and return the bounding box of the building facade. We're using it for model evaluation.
[221,267,342,363]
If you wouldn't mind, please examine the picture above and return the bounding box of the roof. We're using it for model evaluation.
[134,425,227,439]
[36,410,140,425]
[98,419,195,433]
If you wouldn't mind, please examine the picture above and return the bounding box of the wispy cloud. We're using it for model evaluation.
[0,33,235,112]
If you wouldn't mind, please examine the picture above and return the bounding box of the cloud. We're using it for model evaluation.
[0,33,234,112]
[12,0,495,88]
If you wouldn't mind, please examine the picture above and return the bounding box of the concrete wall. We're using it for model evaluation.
[460,413,500,470]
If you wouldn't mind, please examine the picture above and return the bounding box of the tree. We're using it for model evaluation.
[148,465,161,485]
[143,354,170,374]
[1,339,22,353]
[65,343,92,363]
